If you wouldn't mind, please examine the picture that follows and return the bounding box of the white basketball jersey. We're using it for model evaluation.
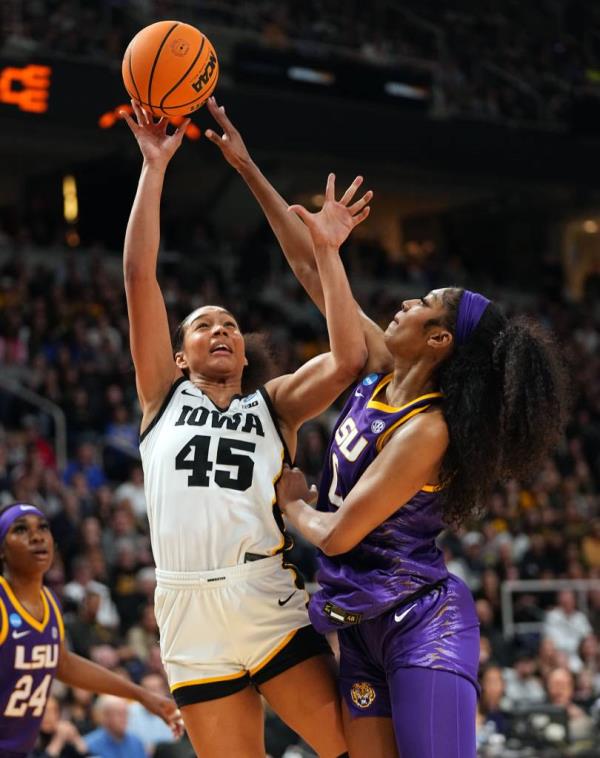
[140,378,290,572]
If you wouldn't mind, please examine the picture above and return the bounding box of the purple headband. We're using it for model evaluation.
[0,503,46,545]
[455,290,491,346]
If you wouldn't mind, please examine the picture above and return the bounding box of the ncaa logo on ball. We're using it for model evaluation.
[170,38,190,57]
[191,52,217,93]
[350,682,376,709]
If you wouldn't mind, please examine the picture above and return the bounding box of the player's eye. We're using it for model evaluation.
[224,321,237,329]
[39,523,50,531]
[196,322,209,329]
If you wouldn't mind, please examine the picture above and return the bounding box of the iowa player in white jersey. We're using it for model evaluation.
[121,99,371,757]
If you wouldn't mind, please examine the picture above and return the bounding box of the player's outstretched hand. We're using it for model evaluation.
[142,691,185,739]
[276,464,318,513]
[205,96,252,171]
[120,99,190,169]
[289,173,372,252]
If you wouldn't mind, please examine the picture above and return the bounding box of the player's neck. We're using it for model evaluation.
[2,570,43,605]
[386,361,438,407]
[189,373,243,409]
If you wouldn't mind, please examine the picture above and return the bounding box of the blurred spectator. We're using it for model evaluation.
[65,589,118,658]
[63,443,106,491]
[126,603,159,663]
[30,694,90,757]
[114,465,147,524]
[84,695,146,758]
[476,599,511,667]
[582,519,600,569]
[503,652,545,706]
[543,589,592,672]
[127,674,176,755]
[477,664,510,739]
[546,667,594,743]
[63,556,120,630]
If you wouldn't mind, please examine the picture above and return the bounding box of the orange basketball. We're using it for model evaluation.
[122,20,219,117]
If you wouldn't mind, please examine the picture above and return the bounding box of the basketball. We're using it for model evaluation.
[122,20,219,117]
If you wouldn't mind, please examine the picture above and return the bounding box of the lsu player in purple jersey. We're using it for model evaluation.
[0,502,183,758]
[205,102,568,757]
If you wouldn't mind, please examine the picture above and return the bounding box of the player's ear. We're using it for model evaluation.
[426,327,453,351]
[175,351,188,369]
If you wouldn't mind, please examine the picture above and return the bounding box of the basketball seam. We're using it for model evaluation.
[128,46,143,106]
[147,22,180,116]
[123,74,217,112]
[159,35,206,110]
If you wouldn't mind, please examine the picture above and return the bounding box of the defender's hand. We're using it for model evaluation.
[204,96,252,171]
[276,465,318,513]
[288,173,372,252]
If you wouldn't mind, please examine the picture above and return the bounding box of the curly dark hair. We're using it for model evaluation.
[430,288,569,526]
[172,315,279,395]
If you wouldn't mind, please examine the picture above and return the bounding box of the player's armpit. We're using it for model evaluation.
[265,353,363,432]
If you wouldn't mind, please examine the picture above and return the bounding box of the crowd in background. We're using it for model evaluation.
[2,0,600,127]
[0,203,599,756]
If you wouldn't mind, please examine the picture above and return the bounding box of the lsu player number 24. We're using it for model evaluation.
[0,502,183,756]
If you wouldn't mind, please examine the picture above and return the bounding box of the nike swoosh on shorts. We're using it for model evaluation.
[394,603,417,624]
[278,591,297,607]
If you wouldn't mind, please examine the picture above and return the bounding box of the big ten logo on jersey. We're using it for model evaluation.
[15,643,59,670]
[240,392,260,410]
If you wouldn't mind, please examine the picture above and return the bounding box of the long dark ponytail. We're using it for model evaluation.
[435,289,569,526]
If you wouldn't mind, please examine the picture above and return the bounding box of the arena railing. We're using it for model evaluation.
[0,374,67,471]
[501,579,600,640]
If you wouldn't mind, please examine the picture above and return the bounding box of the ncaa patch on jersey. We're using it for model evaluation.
[362,374,378,386]
[371,419,386,434]
[9,612,22,628]
[350,681,376,709]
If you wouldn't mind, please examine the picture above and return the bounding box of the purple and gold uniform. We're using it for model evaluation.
[310,373,479,754]
[0,575,64,756]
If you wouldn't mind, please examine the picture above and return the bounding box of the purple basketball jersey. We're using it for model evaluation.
[309,373,449,633]
[0,576,64,753]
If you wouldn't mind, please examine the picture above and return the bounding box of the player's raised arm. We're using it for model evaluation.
[204,97,393,374]
[121,101,190,420]
[265,174,368,434]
